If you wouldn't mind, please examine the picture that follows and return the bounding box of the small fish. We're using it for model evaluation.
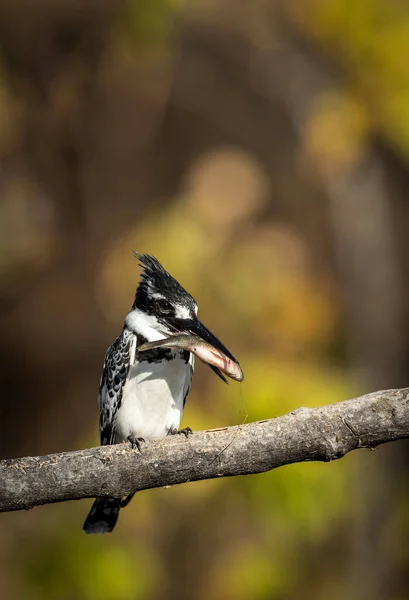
[137,334,244,382]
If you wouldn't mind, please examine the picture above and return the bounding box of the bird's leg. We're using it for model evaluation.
[178,427,193,437]
[127,434,145,451]
[169,426,193,438]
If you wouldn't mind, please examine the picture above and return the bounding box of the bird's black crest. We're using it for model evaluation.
[133,252,196,311]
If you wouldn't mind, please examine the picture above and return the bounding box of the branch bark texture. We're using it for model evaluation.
[1,388,409,513]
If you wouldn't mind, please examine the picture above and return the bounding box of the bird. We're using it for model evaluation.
[83,252,238,533]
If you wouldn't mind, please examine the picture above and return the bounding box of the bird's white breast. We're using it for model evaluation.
[114,351,194,442]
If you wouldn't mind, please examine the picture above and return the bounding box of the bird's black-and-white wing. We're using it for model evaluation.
[99,328,135,445]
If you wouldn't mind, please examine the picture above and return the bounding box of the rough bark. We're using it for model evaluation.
[1,388,408,513]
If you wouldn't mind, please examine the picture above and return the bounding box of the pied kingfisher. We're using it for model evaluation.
[83,253,238,533]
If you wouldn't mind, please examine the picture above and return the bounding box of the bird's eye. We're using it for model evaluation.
[157,299,173,314]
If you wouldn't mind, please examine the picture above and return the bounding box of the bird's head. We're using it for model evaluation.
[126,253,237,380]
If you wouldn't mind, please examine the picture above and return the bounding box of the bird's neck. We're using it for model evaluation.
[125,308,168,342]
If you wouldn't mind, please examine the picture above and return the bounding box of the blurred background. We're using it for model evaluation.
[1,0,409,598]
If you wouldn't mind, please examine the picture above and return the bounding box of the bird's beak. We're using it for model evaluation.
[175,317,238,383]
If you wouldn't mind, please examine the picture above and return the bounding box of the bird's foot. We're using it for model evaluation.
[171,427,193,438]
[127,435,145,451]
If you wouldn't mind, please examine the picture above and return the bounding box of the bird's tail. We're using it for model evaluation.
[83,498,121,534]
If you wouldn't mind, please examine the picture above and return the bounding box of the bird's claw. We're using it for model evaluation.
[175,427,193,438]
[127,435,145,451]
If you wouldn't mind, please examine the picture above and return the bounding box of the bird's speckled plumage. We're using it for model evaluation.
[99,327,135,446]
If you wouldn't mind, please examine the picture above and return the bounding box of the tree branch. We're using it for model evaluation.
[1,388,409,513]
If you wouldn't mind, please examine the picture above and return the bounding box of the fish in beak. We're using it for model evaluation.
[138,318,243,383]
[181,318,239,383]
